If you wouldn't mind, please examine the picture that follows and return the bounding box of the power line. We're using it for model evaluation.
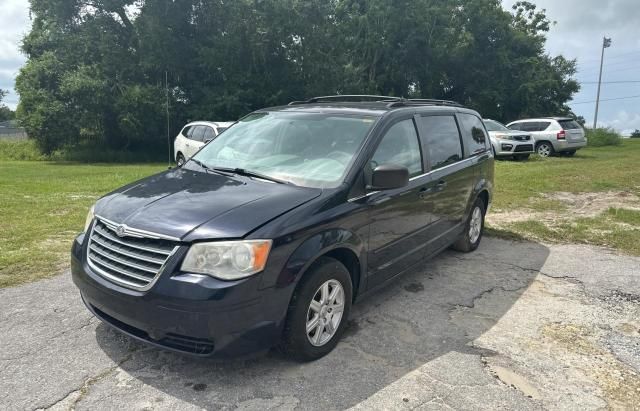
[569,94,640,105]
[580,80,640,84]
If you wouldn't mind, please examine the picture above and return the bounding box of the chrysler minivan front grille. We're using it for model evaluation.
[87,219,178,290]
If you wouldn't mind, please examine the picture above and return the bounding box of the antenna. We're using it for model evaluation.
[165,71,171,169]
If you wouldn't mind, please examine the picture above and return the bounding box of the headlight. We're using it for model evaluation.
[181,240,272,280]
[495,134,512,140]
[84,204,95,232]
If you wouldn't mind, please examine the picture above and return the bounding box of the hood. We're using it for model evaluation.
[95,167,321,241]
[489,130,531,138]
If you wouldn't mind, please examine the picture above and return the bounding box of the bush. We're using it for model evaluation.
[586,127,622,147]
[0,139,169,163]
[0,139,46,160]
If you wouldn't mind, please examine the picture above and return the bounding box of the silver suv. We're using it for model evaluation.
[506,117,586,157]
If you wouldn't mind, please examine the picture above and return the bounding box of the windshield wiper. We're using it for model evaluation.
[212,167,292,185]
[190,159,235,177]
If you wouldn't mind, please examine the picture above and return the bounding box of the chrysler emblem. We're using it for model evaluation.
[115,225,126,237]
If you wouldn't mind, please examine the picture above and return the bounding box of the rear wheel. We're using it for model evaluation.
[176,153,186,167]
[452,197,486,253]
[536,142,554,158]
[280,257,353,361]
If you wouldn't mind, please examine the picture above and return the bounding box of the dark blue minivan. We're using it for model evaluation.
[71,96,494,361]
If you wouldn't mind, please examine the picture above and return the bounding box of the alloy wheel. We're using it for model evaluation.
[306,279,345,347]
[469,206,482,244]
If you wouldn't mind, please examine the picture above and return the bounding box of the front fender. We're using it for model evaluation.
[277,228,366,292]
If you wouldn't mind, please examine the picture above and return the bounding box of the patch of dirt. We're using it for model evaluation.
[487,190,640,228]
[487,365,541,399]
[542,322,640,408]
[542,191,640,218]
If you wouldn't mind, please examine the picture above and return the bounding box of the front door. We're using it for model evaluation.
[365,118,433,289]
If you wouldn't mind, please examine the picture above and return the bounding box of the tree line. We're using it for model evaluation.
[15,0,580,154]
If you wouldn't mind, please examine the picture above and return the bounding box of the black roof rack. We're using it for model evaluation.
[288,95,463,108]
[288,95,401,105]
[386,98,463,108]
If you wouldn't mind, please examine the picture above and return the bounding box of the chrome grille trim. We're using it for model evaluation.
[87,218,180,291]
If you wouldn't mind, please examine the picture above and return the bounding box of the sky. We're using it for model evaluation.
[1,0,639,134]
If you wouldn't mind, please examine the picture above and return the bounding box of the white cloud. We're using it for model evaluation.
[503,0,640,133]
[602,111,640,136]
[0,0,30,109]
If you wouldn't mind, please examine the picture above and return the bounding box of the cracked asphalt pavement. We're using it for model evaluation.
[1,237,640,410]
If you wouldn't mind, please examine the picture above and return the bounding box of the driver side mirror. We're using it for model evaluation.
[367,164,409,191]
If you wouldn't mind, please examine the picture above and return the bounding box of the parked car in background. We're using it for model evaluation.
[72,95,493,361]
[506,117,586,157]
[174,121,235,166]
[483,119,534,160]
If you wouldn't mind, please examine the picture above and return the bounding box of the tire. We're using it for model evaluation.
[280,257,353,361]
[176,153,186,167]
[536,142,554,158]
[513,154,530,161]
[451,197,486,253]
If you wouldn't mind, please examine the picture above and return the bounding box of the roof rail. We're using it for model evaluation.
[386,98,462,108]
[288,95,401,105]
[287,95,463,108]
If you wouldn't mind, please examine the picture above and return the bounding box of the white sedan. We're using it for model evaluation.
[174,121,235,166]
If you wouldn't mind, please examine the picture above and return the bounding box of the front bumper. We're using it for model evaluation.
[494,139,535,157]
[71,234,291,358]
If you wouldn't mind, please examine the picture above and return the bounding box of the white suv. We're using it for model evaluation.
[506,117,586,157]
[174,121,235,166]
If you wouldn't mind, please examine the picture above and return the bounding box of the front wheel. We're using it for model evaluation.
[176,153,186,167]
[451,198,486,253]
[280,257,353,361]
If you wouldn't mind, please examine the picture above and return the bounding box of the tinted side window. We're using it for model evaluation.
[520,123,536,132]
[181,126,192,137]
[418,115,462,170]
[191,126,206,142]
[536,122,551,131]
[371,119,422,177]
[459,114,488,156]
[508,123,521,131]
[203,126,215,142]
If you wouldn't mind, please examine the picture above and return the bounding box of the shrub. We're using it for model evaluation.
[0,139,46,160]
[586,127,622,147]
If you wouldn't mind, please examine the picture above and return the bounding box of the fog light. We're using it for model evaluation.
[501,144,513,151]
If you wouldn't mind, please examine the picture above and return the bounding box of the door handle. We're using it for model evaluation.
[435,180,447,191]
[419,180,447,199]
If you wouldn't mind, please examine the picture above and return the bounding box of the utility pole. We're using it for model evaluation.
[593,36,612,129]
[166,71,171,168]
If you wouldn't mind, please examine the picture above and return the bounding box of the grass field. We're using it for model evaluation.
[0,140,639,288]
[0,162,165,287]
[488,139,640,255]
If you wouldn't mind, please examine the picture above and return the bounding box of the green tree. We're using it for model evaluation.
[0,89,16,122]
[631,129,640,138]
[15,0,582,156]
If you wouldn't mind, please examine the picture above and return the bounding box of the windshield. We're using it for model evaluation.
[483,120,509,132]
[192,112,377,188]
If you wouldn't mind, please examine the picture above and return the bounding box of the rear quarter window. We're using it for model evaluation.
[558,120,581,130]
[458,114,489,156]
